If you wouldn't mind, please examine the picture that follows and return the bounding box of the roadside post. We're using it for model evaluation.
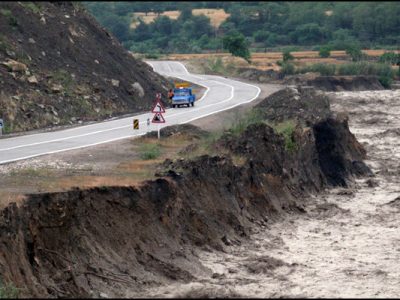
[151,93,166,139]
[0,119,3,136]
[133,118,139,130]
[146,117,150,133]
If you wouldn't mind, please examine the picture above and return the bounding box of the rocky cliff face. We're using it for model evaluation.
[0,2,170,133]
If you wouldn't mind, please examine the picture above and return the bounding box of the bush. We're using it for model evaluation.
[282,50,294,62]
[379,52,400,65]
[319,46,331,58]
[222,32,251,63]
[378,76,392,88]
[297,63,336,76]
[345,44,363,61]
[144,52,161,59]
[228,109,264,136]
[337,61,393,76]
[337,61,395,88]
[139,143,162,160]
[296,61,395,87]
[21,2,41,14]
[0,280,19,298]
[280,62,295,76]
[273,120,297,152]
[253,30,270,43]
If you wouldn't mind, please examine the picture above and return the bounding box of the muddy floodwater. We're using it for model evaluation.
[136,89,400,298]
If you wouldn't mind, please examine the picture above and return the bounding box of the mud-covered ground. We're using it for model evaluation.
[135,89,400,298]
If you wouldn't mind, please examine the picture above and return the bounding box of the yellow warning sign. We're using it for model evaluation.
[174,82,191,88]
[133,119,139,129]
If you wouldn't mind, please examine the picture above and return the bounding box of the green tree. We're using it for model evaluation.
[379,52,400,65]
[319,46,331,58]
[253,30,269,43]
[346,43,363,61]
[283,50,294,62]
[290,23,327,45]
[222,32,251,62]
[179,6,192,22]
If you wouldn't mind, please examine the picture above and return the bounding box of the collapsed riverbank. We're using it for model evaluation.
[0,86,371,297]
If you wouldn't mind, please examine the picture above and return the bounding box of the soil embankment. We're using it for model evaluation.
[151,89,400,298]
[283,75,384,91]
[237,68,385,92]
[0,87,371,297]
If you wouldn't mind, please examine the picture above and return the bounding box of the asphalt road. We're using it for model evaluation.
[0,61,260,165]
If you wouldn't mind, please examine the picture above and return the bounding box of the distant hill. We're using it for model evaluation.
[0,2,170,133]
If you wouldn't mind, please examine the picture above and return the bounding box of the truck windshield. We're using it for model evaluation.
[174,90,190,96]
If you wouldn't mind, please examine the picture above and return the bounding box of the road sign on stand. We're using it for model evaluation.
[151,93,166,139]
[151,100,166,113]
[151,112,165,123]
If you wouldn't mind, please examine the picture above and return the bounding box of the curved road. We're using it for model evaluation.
[0,61,260,165]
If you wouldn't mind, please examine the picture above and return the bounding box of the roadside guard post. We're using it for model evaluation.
[151,93,166,139]
[133,118,139,130]
[0,118,3,136]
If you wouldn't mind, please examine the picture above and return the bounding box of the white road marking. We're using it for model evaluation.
[0,134,145,165]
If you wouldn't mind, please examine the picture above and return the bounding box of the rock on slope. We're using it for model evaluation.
[0,2,170,133]
[0,87,372,297]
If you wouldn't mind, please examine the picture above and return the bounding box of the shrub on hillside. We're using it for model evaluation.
[282,50,294,62]
[297,63,336,76]
[345,44,363,61]
[280,62,295,76]
[337,61,395,88]
[319,46,331,58]
[379,52,400,65]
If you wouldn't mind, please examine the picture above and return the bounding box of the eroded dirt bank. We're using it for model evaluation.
[0,87,371,298]
[141,89,400,298]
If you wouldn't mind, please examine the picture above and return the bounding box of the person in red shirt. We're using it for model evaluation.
[168,89,174,101]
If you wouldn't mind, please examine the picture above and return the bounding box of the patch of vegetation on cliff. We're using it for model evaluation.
[0,280,20,298]
[228,109,264,136]
[272,120,297,153]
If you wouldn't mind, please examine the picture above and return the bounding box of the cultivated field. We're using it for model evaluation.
[130,8,230,29]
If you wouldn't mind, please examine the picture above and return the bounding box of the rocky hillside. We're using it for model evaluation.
[0,2,170,133]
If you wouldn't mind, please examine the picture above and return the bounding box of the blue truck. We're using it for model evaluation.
[171,87,196,108]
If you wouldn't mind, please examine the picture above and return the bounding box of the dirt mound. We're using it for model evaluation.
[253,86,371,186]
[256,86,331,125]
[144,124,208,140]
[283,75,384,91]
[0,2,171,133]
